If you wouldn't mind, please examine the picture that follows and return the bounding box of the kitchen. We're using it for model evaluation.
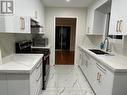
[0,0,127,95]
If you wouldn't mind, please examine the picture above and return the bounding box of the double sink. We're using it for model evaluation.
[89,49,114,56]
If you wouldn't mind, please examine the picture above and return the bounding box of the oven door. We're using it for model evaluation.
[43,54,50,90]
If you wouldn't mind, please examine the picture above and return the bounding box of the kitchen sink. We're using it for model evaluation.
[89,49,109,55]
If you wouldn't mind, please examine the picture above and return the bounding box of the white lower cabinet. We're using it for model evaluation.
[79,50,127,95]
[30,62,42,95]
[0,61,42,95]
[92,61,114,95]
[79,50,96,84]
[0,74,7,95]
[83,53,93,81]
[79,52,114,95]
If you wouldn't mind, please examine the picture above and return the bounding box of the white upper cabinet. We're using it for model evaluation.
[0,16,31,33]
[15,0,45,26]
[109,0,127,35]
[86,6,95,35]
[86,0,109,35]
[0,0,45,33]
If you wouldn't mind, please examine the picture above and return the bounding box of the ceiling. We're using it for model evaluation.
[42,0,97,8]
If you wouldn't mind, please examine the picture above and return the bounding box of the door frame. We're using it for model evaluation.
[54,17,77,65]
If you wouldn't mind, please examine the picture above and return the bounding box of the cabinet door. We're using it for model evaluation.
[7,74,29,95]
[93,63,114,95]
[30,68,37,95]
[30,62,42,95]
[81,53,95,83]
[81,52,88,74]
[0,74,7,95]
[0,16,31,33]
[84,54,92,80]
[0,16,15,33]
[15,16,31,33]
[109,0,127,35]
[86,7,94,34]
[86,0,108,35]
[86,57,97,87]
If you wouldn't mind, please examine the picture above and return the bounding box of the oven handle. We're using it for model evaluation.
[44,55,49,60]
[36,62,41,69]
[36,73,42,81]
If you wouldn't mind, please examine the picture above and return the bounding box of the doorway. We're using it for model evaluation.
[55,18,76,65]
[55,26,70,50]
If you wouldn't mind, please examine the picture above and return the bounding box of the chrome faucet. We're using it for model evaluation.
[103,37,110,52]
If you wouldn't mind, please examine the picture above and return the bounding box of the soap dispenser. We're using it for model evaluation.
[100,42,104,49]
[0,48,2,64]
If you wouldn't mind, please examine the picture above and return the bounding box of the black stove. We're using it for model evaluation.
[31,48,49,56]
[15,40,50,90]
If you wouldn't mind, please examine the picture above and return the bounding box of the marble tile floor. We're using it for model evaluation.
[41,65,94,95]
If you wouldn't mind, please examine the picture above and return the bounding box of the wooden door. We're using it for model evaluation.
[55,26,74,65]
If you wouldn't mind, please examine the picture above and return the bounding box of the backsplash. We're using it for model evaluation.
[0,33,15,57]
[0,33,33,58]
[84,35,127,56]
[109,39,124,55]
[82,35,103,48]
[0,33,126,58]
[15,34,32,41]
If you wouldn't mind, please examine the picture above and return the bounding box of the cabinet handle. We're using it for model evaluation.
[97,72,102,83]
[36,74,41,81]
[98,73,102,83]
[116,20,119,32]
[97,72,100,80]
[36,63,41,69]
[119,20,123,32]
[20,17,25,30]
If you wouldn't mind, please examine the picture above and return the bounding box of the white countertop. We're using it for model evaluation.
[0,54,43,74]
[79,45,127,73]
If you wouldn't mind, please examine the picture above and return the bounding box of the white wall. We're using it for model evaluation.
[45,7,87,66]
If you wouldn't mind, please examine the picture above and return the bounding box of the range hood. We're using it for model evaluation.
[31,25,43,28]
[31,18,43,28]
[31,18,43,33]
